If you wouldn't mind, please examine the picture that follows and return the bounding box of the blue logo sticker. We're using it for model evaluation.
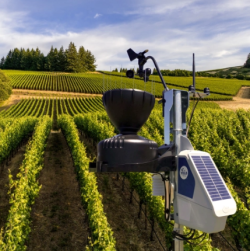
[178,157,195,199]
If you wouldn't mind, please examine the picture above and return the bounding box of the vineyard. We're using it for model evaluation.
[73,106,250,250]
[0,92,248,250]
[0,65,250,250]
[0,97,104,118]
[2,70,238,100]
[101,71,250,96]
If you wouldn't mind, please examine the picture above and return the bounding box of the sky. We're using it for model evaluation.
[0,0,250,71]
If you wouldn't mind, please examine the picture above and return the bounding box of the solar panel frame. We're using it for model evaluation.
[190,155,231,202]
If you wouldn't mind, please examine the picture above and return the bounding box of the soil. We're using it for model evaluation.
[79,131,167,251]
[0,143,28,231]
[210,225,239,251]
[43,71,101,75]
[215,87,250,110]
[98,174,167,251]
[12,89,102,97]
[27,132,88,251]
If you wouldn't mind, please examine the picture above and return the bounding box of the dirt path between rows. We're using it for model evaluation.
[27,131,88,251]
[2,86,250,112]
[13,89,102,97]
[215,87,250,110]
[0,142,28,231]
[79,131,167,251]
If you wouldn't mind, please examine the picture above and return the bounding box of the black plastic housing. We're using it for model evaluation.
[97,89,158,171]
[204,87,210,94]
[98,134,158,167]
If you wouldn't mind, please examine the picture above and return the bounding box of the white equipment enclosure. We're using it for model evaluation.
[174,150,236,233]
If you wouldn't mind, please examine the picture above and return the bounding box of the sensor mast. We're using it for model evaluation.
[90,49,237,251]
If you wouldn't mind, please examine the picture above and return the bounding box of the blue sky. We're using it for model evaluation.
[0,0,250,71]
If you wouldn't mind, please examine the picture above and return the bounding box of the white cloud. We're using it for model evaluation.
[124,0,196,15]
[94,13,102,18]
[0,1,250,71]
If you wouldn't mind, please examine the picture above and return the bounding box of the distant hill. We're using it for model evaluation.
[201,66,250,80]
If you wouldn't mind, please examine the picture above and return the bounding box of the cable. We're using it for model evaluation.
[173,229,195,239]
[155,172,171,222]
[119,176,167,251]
[189,233,207,246]
[174,233,206,245]
[154,173,207,247]
[186,93,201,137]
[218,232,237,251]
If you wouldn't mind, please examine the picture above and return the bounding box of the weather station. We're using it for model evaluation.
[90,48,237,250]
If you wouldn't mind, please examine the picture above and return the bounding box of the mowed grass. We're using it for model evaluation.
[2,70,244,100]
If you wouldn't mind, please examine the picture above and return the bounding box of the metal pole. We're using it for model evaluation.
[193,53,195,90]
[172,90,183,251]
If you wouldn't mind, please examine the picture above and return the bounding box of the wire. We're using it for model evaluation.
[154,172,208,246]
[173,229,195,239]
[174,233,206,245]
[189,233,207,246]
[186,93,201,137]
[218,232,237,251]
[120,176,167,251]
[153,173,171,222]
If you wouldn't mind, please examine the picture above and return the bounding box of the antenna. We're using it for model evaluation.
[189,53,210,97]
[193,53,195,91]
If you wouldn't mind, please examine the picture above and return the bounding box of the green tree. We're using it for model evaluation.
[4,50,13,69]
[45,46,57,71]
[53,48,60,71]
[65,42,80,72]
[0,57,5,69]
[24,49,33,70]
[245,58,250,68]
[11,48,21,69]
[30,48,44,70]
[58,46,66,71]
[78,46,87,72]
[20,49,27,70]
[1,43,96,72]
[85,50,97,71]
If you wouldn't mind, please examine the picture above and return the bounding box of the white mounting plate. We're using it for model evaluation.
[163,89,173,145]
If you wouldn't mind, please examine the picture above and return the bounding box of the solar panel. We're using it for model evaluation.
[191,155,231,201]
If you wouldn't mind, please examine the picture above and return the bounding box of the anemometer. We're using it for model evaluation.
[90,49,237,250]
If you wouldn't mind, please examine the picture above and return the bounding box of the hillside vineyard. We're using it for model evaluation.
[4,70,246,100]
[0,68,249,250]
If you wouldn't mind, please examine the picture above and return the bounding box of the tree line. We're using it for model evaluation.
[0,42,97,72]
[244,53,250,68]
[112,67,210,77]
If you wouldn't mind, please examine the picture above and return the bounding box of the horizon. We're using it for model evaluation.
[1,0,250,71]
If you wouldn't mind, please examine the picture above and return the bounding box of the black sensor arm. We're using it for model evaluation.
[145,56,168,90]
